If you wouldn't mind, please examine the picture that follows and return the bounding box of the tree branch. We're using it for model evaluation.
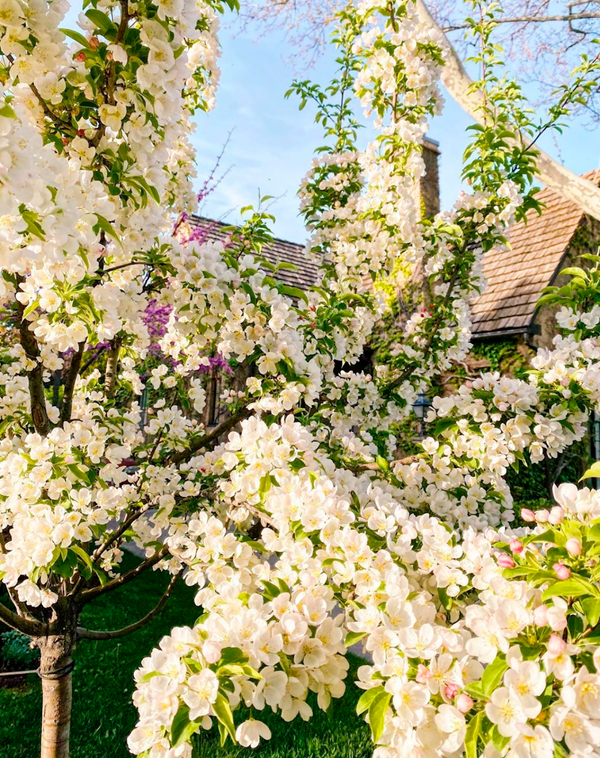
[78,548,168,604]
[104,336,121,399]
[416,0,600,222]
[443,11,600,31]
[0,599,45,636]
[167,403,254,465]
[60,341,86,424]
[77,571,181,640]
[80,345,106,375]
[91,506,150,565]
[16,278,51,435]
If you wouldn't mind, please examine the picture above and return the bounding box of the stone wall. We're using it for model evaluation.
[532,215,600,350]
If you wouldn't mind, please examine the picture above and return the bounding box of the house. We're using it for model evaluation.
[179,146,600,405]
[470,169,600,348]
[177,137,442,294]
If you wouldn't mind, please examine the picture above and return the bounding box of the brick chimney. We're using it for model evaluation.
[419,137,440,218]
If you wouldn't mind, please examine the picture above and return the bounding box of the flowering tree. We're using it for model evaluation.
[2,2,600,758]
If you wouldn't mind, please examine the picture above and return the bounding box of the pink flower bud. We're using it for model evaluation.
[497,553,515,569]
[456,693,474,713]
[444,683,460,700]
[532,605,549,627]
[521,508,536,523]
[509,538,524,554]
[553,562,571,580]
[416,664,431,684]
[549,506,565,525]
[548,633,567,655]
[566,538,582,557]
[536,509,550,523]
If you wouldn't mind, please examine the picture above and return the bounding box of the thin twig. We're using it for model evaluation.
[167,403,253,465]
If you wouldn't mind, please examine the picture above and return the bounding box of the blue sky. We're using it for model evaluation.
[64,5,600,242]
[194,19,600,241]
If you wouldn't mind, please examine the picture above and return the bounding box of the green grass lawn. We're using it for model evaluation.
[0,554,371,758]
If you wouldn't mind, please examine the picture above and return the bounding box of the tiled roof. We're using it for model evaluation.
[184,215,318,290]
[470,171,600,336]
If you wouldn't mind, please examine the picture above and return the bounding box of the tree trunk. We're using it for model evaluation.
[38,627,76,758]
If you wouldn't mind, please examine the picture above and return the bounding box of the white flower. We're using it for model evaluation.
[385,679,429,727]
[510,724,554,758]
[252,668,288,710]
[434,704,466,754]
[182,669,219,719]
[504,656,545,718]
[107,44,128,64]
[235,720,272,748]
[550,706,600,752]
[485,687,527,737]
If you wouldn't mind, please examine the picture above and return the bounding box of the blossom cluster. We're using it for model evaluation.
[129,415,600,758]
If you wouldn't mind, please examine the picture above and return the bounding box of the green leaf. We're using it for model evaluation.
[368,691,391,743]
[530,529,566,547]
[568,613,585,641]
[93,214,120,244]
[542,577,599,601]
[171,705,201,747]
[465,711,484,758]
[67,464,92,485]
[481,656,507,696]
[356,685,385,715]
[490,725,510,751]
[582,597,600,627]
[212,692,236,744]
[376,455,389,472]
[345,631,367,648]
[560,266,588,280]
[260,579,282,599]
[238,538,266,553]
[218,647,248,667]
[438,587,452,610]
[431,417,457,436]
[464,681,484,699]
[138,670,163,683]
[22,298,40,318]
[71,545,93,574]
[0,103,16,119]
[85,9,113,34]
[280,284,309,304]
[582,461,600,480]
[61,28,90,49]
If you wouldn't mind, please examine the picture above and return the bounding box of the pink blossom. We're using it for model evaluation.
[532,605,549,627]
[565,538,582,556]
[553,562,571,580]
[497,553,515,569]
[456,694,474,713]
[521,508,536,522]
[548,634,567,655]
[548,506,565,525]
[509,538,524,554]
